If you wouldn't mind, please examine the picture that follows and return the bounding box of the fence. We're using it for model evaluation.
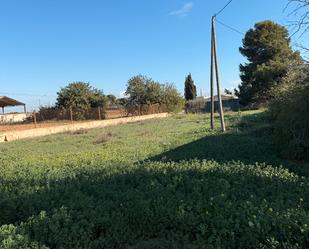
[30,104,167,125]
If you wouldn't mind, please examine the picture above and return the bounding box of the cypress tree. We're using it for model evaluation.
[184,73,197,101]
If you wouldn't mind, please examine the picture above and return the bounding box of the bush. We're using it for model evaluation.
[0,224,48,249]
[269,64,309,161]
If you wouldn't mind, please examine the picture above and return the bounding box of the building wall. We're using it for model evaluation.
[0,113,28,123]
[187,99,242,113]
[205,99,242,112]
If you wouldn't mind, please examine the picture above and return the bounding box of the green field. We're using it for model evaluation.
[0,111,308,249]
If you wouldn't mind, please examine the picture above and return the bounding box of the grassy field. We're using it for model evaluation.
[0,110,308,248]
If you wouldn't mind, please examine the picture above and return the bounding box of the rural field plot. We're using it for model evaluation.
[0,111,308,249]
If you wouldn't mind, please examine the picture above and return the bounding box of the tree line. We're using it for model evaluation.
[42,76,184,114]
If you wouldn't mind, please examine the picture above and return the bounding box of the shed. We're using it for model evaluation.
[0,96,26,113]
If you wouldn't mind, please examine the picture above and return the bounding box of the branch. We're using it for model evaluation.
[286,0,309,37]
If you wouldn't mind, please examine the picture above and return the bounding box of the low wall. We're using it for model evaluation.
[0,113,168,143]
[0,113,28,123]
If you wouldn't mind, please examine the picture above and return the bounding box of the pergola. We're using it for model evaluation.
[0,96,26,114]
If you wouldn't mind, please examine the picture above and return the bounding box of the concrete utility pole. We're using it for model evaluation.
[210,16,226,132]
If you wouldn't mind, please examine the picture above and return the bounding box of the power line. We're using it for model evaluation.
[215,19,245,35]
[214,0,234,17]
[215,19,296,53]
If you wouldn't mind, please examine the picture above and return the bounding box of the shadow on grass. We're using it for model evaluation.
[0,161,308,248]
[149,132,280,166]
[148,112,308,176]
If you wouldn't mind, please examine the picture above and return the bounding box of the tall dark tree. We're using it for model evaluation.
[184,73,197,101]
[237,20,299,105]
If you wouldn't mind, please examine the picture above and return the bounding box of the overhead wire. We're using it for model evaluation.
[215,19,245,35]
[214,0,234,17]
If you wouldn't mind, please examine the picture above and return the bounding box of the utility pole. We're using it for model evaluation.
[210,16,226,132]
[210,16,215,129]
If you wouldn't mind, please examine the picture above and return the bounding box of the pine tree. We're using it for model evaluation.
[236,20,300,105]
[184,73,197,101]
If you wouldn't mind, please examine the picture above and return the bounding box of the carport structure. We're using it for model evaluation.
[0,96,26,114]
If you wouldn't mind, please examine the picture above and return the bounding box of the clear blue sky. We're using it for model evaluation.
[0,0,308,111]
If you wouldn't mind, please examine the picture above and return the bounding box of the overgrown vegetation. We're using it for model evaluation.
[0,111,308,248]
[268,63,309,161]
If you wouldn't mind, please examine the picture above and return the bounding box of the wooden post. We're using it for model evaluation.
[210,16,215,129]
[1,107,4,114]
[212,16,226,132]
[23,105,27,113]
[33,111,37,128]
[98,107,101,120]
[70,107,73,123]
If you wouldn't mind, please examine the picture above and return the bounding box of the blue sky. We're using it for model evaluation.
[0,0,308,111]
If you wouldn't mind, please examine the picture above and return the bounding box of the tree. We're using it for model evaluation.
[125,75,184,112]
[161,84,185,113]
[236,20,299,105]
[56,82,106,109]
[125,75,147,106]
[106,94,117,106]
[125,75,162,106]
[286,0,309,37]
[184,74,197,101]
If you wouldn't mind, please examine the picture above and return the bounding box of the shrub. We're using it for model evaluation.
[0,224,48,249]
[268,63,309,161]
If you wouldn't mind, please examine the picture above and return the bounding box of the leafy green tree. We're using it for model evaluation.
[125,75,162,106]
[117,98,129,107]
[89,89,106,108]
[237,20,299,105]
[162,84,185,112]
[125,75,148,106]
[106,94,117,106]
[184,74,197,101]
[125,75,184,112]
[56,82,106,109]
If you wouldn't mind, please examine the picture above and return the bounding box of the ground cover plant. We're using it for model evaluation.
[0,111,308,248]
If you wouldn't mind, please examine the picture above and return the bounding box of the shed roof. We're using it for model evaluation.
[0,96,25,107]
